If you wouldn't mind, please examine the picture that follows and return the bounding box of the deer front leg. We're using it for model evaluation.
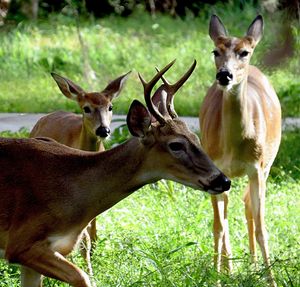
[7,241,92,287]
[21,266,42,287]
[243,185,257,263]
[221,192,232,272]
[249,170,277,287]
[211,192,232,272]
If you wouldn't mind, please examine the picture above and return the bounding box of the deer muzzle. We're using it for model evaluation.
[216,68,233,86]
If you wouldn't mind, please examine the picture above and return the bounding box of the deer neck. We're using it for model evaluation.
[221,75,251,145]
[79,124,100,151]
[78,137,159,219]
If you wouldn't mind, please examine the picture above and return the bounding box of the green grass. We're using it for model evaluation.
[0,128,299,286]
[0,177,299,286]
[0,3,299,117]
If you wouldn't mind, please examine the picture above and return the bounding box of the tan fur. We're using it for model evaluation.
[200,15,281,287]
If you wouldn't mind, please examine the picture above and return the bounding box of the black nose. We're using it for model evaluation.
[216,69,233,86]
[210,173,231,192]
[96,127,110,138]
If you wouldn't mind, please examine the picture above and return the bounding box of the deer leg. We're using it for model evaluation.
[80,228,94,281]
[81,219,97,259]
[21,266,42,287]
[221,192,232,272]
[249,170,277,287]
[0,248,4,258]
[87,218,97,245]
[243,185,257,263]
[211,192,231,272]
[7,241,92,287]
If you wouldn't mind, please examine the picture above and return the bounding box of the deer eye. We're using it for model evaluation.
[240,50,249,58]
[212,50,220,57]
[169,142,184,152]
[83,106,91,113]
[108,105,113,111]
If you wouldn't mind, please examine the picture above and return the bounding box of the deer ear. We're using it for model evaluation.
[102,71,131,100]
[209,14,228,43]
[51,73,85,101]
[246,15,263,44]
[127,100,151,138]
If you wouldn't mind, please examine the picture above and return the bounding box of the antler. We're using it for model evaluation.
[138,59,176,124]
[156,60,197,118]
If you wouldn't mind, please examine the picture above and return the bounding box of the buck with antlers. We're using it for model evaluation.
[0,60,230,287]
[199,15,281,286]
[30,71,130,273]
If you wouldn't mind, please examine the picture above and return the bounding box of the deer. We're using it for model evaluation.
[0,60,231,287]
[30,71,130,274]
[199,15,281,286]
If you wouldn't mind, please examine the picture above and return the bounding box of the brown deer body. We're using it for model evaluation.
[0,61,230,287]
[30,72,130,273]
[199,15,281,286]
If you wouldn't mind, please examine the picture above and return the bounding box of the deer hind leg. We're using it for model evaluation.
[243,184,257,263]
[87,218,97,245]
[249,169,277,287]
[21,266,42,287]
[81,219,97,258]
[80,228,94,280]
[211,192,232,272]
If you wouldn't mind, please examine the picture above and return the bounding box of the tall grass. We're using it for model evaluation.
[0,3,299,116]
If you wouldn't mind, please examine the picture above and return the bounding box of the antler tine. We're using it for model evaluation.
[138,59,176,124]
[155,60,197,119]
[155,67,169,86]
[159,59,197,95]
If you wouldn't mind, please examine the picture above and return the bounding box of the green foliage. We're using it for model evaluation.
[271,130,300,180]
[104,122,131,149]
[0,127,29,138]
[0,5,299,116]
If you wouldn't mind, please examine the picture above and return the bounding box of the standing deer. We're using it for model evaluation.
[199,15,281,286]
[0,60,230,287]
[30,71,130,274]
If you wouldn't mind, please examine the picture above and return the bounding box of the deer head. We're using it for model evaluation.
[127,60,231,194]
[51,71,131,139]
[209,15,263,90]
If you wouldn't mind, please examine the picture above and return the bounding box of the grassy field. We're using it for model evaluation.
[0,3,299,117]
[0,127,299,286]
[0,2,299,286]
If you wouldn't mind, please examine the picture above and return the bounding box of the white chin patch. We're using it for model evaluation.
[217,82,233,91]
[207,188,224,195]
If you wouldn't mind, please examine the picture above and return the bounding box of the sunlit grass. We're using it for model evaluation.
[0,5,299,116]
[0,178,298,286]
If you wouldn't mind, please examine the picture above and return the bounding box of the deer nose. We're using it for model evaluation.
[96,127,110,138]
[216,69,233,86]
[209,173,231,193]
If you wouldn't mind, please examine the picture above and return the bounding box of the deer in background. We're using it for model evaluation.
[0,60,230,287]
[199,15,281,286]
[30,71,130,277]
